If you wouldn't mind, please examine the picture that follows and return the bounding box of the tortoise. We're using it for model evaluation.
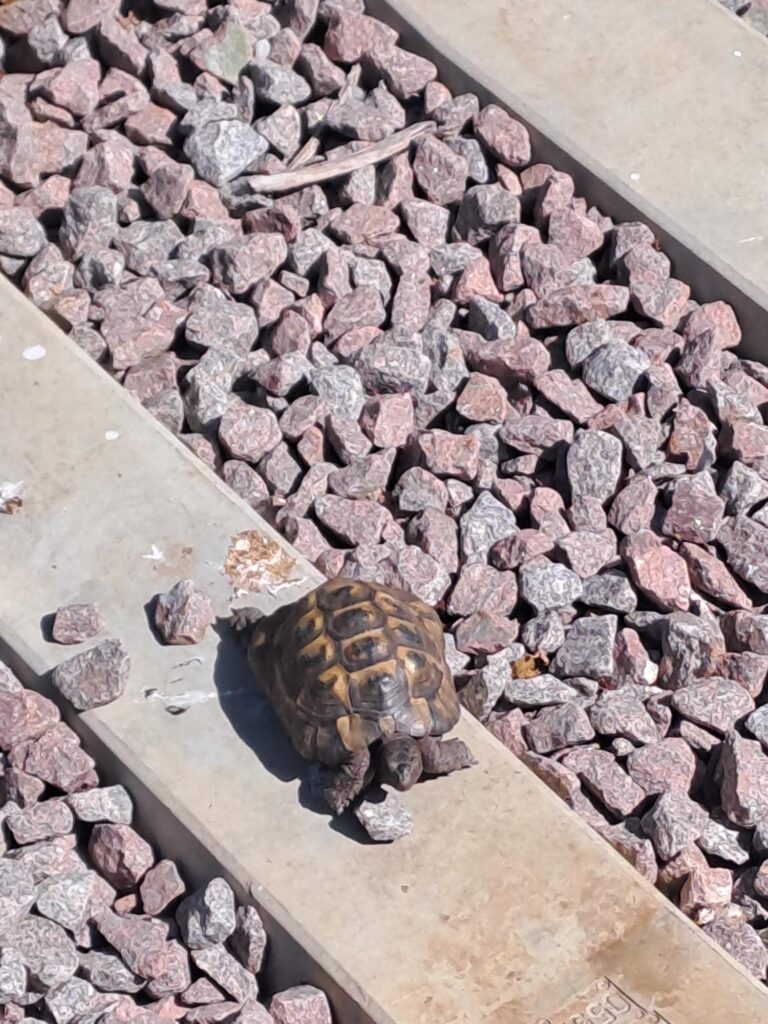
[231,577,476,814]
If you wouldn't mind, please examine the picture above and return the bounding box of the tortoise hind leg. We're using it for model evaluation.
[322,749,372,815]
[419,736,477,776]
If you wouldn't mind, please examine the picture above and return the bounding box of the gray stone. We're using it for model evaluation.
[581,573,637,614]
[581,341,650,401]
[518,561,583,613]
[176,878,237,950]
[566,429,623,505]
[503,674,577,708]
[354,790,414,843]
[641,791,708,861]
[459,491,517,564]
[552,615,617,680]
[184,121,267,187]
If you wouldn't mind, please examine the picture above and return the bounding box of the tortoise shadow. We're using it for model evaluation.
[211,617,305,786]
[212,612,435,844]
[210,618,371,843]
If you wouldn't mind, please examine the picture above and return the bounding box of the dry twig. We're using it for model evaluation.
[243,121,436,195]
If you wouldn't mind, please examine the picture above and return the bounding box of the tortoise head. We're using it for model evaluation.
[375,736,423,792]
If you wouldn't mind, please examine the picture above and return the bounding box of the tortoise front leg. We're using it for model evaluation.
[419,736,477,776]
[229,606,264,636]
[322,748,372,815]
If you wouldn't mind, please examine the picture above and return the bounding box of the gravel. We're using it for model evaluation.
[0,661,334,1024]
[3,0,768,984]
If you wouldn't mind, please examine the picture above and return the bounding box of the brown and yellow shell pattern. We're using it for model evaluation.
[246,578,460,766]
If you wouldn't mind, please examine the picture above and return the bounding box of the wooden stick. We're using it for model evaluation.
[243,121,436,194]
[287,136,321,171]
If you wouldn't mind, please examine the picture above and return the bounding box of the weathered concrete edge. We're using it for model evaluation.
[0,625,387,1024]
[0,311,386,1023]
[367,0,768,360]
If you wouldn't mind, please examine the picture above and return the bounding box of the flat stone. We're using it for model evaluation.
[325,288,386,343]
[499,413,572,460]
[52,639,130,711]
[186,287,258,357]
[59,187,117,262]
[327,448,395,500]
[353,336,431,394]
[5,834,82,885]
[211,234,287,297]
[552,614,617,680]
[722,610,768,654]
[520,611,565,654]
[191,21,251,84]
[94,907,169,976]
[679,864,733,918]
[608,475,658,535]
[354,790,414,843]
[250,58,311,106]
[600,820,658,884]
[454,611,519,656]
[88,824,155,891]
[534,369,602,425]
[667,398,716,471]
[0,770,44,806]
[558,530,616,579]
[359,393,414,449]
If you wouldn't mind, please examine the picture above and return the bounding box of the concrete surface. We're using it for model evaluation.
[2,284,768,1022]
[369,0,768,359]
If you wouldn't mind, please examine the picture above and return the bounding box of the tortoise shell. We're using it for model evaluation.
[246,578,460,766]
